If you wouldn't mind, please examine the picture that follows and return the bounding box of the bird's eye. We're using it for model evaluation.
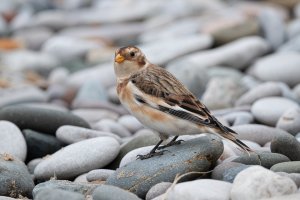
[130,52,135,57]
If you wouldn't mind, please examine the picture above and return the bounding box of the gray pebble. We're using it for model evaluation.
[146,182,172,200]
[92,185,141,200]
[271,161,300,173]
[276,107,300,136]
[86,169,115,182]
[35,188,84,200]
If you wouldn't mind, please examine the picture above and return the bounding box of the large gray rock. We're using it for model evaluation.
[92,185,141,200]
[276,107,300,136]
[0,121,27,161]
[86,169,115,182]
[0,154,34,198]
[0,106,90,135]
[34,137,120,180]
[34,188,84,200]
[271,161,300,173]
[106,136,223,198]
[146,182,172,200]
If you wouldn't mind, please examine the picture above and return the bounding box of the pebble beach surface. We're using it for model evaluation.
[1,0,300,199]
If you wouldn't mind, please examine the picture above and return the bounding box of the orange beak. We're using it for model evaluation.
[115,54,125,63]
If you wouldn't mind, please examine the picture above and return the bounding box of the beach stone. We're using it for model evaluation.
[251,97,299,126]
[92,185,141,200]
[23,129,63,162]
[294,84,300,101]
[212,162,246,181]
[232,152,290,169]
[34,137,120,180]
[276,107,300,135]
[0,86,48,107]
[279,35,300,52]
[72,109,119,124]
[201,77,245,110]
[86,169,115,182]
[146,182,172,200]
[118,115,143,133]
[258,8,286,49]
[166,179,232,200]
[222,112,254,126]
[106,136,223,198]
[74,173,88,183]
[231,166,297,200]
[0,106,90,135]
[270,132,300,161]
[93,119,131,137]
[119,146,155,168]
[0,197,18,200]
[287,19,300,39]
[249,53,300,87]
[35,188,84,200]
[271,161,300,173]
[207,66,244,81]
[32,180,98,197]
[261,193,300,200]
[232,124,289,146]
[0,121,26,161]
[276,172,300,187]
[27,158,42,174]
[0,154,34,198]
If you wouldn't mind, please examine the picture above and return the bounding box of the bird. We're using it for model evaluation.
[114,46,253,160]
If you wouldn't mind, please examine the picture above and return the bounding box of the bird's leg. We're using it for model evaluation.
[157,136,184,150]
[137,139,166,160]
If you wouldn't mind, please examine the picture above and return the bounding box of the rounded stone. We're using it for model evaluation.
[86,169,115,182]
[34,188,84,200]
[92,185,141,200]
[118,115,143,133]
[271,161,300,173]
[34,137,120,180]
[146,182,172,200]
[0,106,90,135]
[0,121,27,161]
[166,179,232,200]
[231,166,297,200]
[93,119,131,137]
[251,97,299,126]
[212,162,245,181]
[276,107,300,136]
[71,109,119,125]
[276,172,300,187]
[27,158,42,174]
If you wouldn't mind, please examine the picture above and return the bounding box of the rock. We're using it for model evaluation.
[118,115,143,133]
[146,182,172,200]
[0,154,34,198]
[86,169,115,182]
[232,124,289,146]
[248,53,300,87]
[276,172,300,187]
[0,106,90,135]
[106,136,223,198]
[34,137,120,180]
[258,8,286,49]
[23,129,63,162]
[32,180,98,197]
[0,50,59,76]
[72,109,119,125]
[0,121,27,161]
[108,86,120,104]
[0,196,19,200]
[34,188,84,200]
[27,158,42,174]
[271,161,300,173]
[251,97,299,126]
[222,111,254,126]
[232,152,290,169]
[271,132,300,161]
[0,86,48,107]
[279,35,300,52]
[261,193,300,200]
[231,166,297,200]
[207,66,244,81]
[166,179,232,200]
[276,107,300,135]
[287,19,300,39]
[201,77,245,110]
[107,132,160,169]
[92,185,141,200]
[212,162,247,181]
[74,173,88,183]
[93,119,131,137]
[119,146,156,168]
[294,84,300,101]
[139,34,213,65]
[56,125,121,144]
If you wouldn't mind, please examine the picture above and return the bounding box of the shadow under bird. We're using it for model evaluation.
[114,46,252,160]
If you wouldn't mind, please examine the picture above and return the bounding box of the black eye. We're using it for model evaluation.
[130,52,135,57]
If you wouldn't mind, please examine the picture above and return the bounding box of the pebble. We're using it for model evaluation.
[34,137,120,180]
[34,188,84,200]
[271,161,300,173]
[222,111,254,126]
[0,106,90,135]
[249,53,300,87]
[279,35,300,52]
[92,185,141,200]
[286,19,300,39]
[0,121,27,161]
[0,154,34,198]
[106,136,223,198]
[232,124,289,146]
[93,119,132,137]
[145,182,172,200]
[23,129,64,162]
[73,173,88,183]
[232,152,290,169]
[27,158,42,174]
[86,169,115,182]
[276,107,300,136]
[276,172,300,187]
[270,132,300,161]
[294,84,300,101]
[166,179,232,200]
[0,197,19,200]
[56,125,121,144]
[72,109,119,124]
[212,162,248,182]
[118,115,143,133]
[251,97,299,126]
[261,193,300,200]
[231,166,297,200]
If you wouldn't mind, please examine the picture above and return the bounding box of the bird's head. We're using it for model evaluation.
[114,46,148,79]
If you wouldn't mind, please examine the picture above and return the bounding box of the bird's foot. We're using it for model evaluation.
[136,150,167,160]
[157,139,184,150]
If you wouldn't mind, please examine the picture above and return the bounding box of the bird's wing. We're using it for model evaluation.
[129,65,227,131]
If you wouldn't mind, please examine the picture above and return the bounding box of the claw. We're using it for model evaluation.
[136,150,167,160]
[157,139,184,150]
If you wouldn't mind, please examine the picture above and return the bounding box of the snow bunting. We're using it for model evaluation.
[114,46,252,160]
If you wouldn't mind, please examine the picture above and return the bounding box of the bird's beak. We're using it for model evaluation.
[115,54,125,63]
